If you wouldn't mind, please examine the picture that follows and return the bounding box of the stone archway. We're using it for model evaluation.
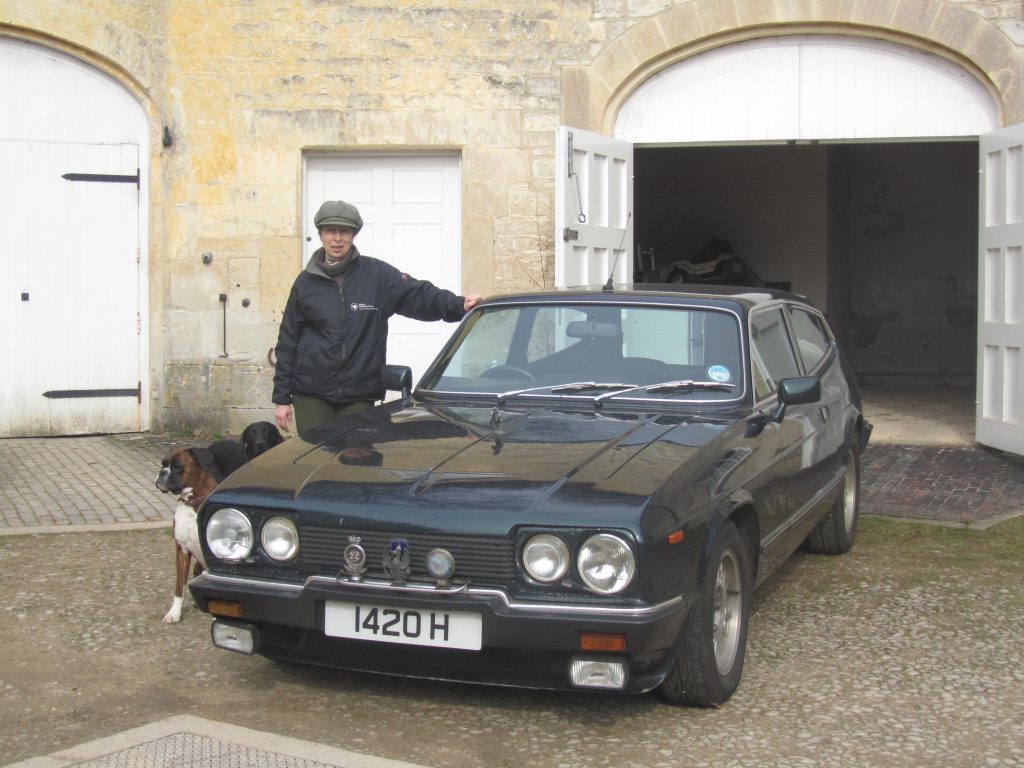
[562,0,1022,132]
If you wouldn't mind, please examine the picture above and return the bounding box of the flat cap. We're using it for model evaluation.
[314,200,363,234]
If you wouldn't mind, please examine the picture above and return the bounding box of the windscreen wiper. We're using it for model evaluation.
[550,382,639,393]
[645,380,736,393]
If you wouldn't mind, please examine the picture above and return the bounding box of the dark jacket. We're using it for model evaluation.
[272,247,465,405]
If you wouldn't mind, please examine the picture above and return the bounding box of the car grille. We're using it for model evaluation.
[299,526,517,582]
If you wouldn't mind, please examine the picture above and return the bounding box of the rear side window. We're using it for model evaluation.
[789,307,833,372]
[749,307,800,401]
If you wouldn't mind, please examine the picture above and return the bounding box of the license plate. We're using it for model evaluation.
[324,601,482,650]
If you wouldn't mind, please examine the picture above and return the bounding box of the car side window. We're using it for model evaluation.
[749,308,800,401]
[788,307,833,372]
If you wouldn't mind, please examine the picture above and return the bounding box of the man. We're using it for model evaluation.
[273,200,481,434]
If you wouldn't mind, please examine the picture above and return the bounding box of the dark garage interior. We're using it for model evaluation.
[634,141,979,386]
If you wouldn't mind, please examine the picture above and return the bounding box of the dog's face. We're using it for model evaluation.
[155,447,219,495]
[241,421,285,460]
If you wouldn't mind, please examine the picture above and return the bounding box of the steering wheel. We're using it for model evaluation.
[480,365,536,381]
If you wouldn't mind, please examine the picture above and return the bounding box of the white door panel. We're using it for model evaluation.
[305,155,461,388]
[1,141,142,436]
[977,122,1024,454]
[1,38,148,437]
[555,126,634,288]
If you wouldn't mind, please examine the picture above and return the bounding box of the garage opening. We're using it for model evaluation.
[557,34,1024,450]
[632,140,978,387]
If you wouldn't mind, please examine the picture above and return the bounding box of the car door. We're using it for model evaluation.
[748,305,822,562]
[786,305,848,487]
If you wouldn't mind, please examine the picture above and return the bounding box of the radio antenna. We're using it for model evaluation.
[602,211,632,293]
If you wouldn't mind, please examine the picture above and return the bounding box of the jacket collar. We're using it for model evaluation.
[306,245,360,278]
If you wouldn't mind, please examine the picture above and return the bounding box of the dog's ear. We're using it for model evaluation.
[267,423,285,447]
[188,447,220,474]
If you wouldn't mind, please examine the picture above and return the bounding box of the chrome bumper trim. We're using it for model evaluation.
[196,572,682,618]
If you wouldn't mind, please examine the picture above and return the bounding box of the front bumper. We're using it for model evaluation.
[189,572,689,694]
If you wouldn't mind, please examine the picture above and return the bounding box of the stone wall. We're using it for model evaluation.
[1,0,1021,433]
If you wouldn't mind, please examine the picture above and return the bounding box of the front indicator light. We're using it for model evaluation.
[208,599,245,619]
[211,620,257,654]
[569,657,628,690]
[580,633,627,652]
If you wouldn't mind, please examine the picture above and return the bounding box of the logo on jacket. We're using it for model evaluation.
[349,303,378,312]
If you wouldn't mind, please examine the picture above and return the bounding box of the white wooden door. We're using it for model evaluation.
[0,141,142,436]
[555,127,634,288]
[305,154,462,387]
[977,122,1024,454]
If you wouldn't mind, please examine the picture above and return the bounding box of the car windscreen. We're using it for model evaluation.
[419,303,744,402]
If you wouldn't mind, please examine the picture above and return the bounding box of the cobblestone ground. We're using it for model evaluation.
[0,518,1021,768]
[1,431,1023,767]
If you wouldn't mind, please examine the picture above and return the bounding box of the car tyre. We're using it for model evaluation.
[804,446,860,555]
[661,521,751,706]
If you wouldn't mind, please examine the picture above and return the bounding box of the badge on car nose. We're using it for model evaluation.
[342,536,367,581]
[383,539,411,584]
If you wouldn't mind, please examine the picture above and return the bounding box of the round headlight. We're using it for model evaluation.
[261,516,299,562]
[578,534,635,594]
[206,508,254,562]
[522,534,570,583]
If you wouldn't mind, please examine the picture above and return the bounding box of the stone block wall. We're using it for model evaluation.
[1,0,1021,433]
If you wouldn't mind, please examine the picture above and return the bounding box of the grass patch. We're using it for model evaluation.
[858,513,1024,566]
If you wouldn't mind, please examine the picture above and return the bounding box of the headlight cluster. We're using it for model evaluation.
[206,508,299,563]
[521,532,635,594]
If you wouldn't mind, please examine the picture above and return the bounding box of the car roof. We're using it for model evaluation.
[479,283,814,312]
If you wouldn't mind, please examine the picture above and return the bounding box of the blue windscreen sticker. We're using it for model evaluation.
[707,364,732,383]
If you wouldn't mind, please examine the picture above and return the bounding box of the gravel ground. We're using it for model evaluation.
[2,516,1022,768]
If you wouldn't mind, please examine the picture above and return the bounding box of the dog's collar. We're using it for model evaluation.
[180,488,209,510]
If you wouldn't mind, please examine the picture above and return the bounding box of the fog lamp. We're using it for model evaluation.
[425,548,456,585]
[211,620,257,655]
[569,656,628,690]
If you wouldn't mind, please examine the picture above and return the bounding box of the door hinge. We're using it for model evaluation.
[62,169,140,190]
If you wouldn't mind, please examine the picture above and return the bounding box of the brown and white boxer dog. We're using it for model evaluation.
[155,447,222,624]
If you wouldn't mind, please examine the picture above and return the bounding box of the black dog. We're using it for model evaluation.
[207,420,285,478]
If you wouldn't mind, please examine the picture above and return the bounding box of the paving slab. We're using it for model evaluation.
[5,715,429,768]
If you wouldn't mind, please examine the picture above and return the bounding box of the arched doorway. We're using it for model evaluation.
[557,33,1022,454]
[0,38,150,436]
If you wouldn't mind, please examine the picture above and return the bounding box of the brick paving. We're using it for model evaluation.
[0,433,195,532]
[1,433,1022,532]
[861,442,1024,526]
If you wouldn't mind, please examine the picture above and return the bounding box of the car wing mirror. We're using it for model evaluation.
[746,375,821,438]
[382,365,413,405]
[772,376,821,421]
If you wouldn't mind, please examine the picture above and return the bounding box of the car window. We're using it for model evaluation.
[788,307,833,372]
[749,307,800,401]
[421,304,743,399]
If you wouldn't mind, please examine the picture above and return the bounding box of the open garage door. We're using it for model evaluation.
[555,127,633,288]
[977,122,1024,455]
